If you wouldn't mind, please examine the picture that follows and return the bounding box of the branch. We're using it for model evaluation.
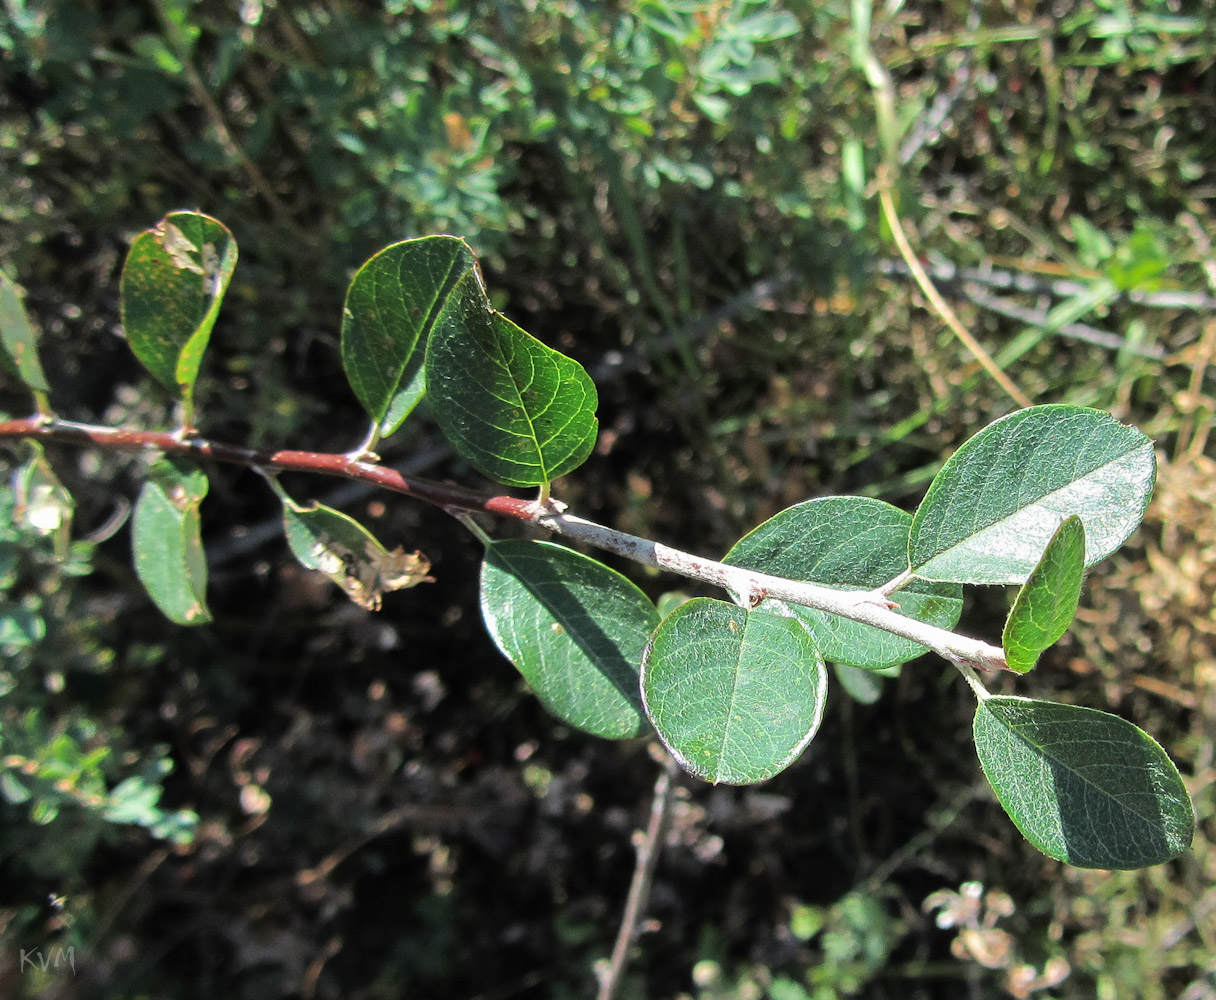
[0,416,1009,672]
[596,752,679,1000]
[0,417,536,521]
[532,510,1006,672]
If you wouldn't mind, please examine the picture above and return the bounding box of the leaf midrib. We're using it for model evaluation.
[712,608,748,783]
[994,706,1164,828]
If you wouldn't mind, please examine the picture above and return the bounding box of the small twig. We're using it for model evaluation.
[879,568,915,597]
[876,171,1033,409]
[596,751,680,1000]
[956,286,1164,358]
[898,53,973,165]
[952,660,992,700]
[533,510,1008,672]
[875,257,1216,320]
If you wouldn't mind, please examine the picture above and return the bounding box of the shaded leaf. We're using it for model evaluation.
[132,457,211,625]
[282,500,431,611]
[641,598,826,784]
[0,603,45,652]
[974,696,1194,869]
[11,441,74,560]
[910,406,1154,584]
[1003,515,1086,674]
[425,270,598,487]
[0,269,50,394]
[341,236,477,437]
[724,497,962,670]
[120,211,238,409]
[655,590,694,618]
[833,663,883,705]
[480,540,656,740]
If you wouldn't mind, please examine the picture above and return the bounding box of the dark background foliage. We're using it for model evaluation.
[1,1,1213,997]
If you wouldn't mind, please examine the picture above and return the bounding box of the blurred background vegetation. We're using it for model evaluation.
[1,0,1214,997]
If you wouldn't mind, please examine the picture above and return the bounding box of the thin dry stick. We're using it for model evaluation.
[597,752,680,1000]
[876,170,1033,409]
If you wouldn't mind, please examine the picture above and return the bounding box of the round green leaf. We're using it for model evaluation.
[425,270,598,488]
[0,269,49,394]
[910,406,1155,584]
[120,212,238,408]
[724,497,962,670]
[132,457,211,625]
[480,540,657,739]
[1002,515,1086,674]
[641,598,827,784]
[341,236,476,437]
[974,696,1194,869]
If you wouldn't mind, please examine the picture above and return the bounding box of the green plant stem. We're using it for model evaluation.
[0,415,1010,672]
[597,751,679,1000]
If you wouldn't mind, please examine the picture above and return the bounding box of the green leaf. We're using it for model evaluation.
[341,236,477,437]
[974,696,1194,869]
[12,441,74,560]
[0,269,50,394]
[832,663,883,705]
[0,603,45,652]
[425,270,598,488]
[479,540,656,740]
[641,598,827,784]
[724,497,962,670]
[1107,224,1170,292]
[120,211,238,411]
[1070,215,1114,266]
[1002,515,1086,674]
[132,456,211,625]
[281,499,432,611]
[0,771,31,805]
[909,406,1155,584]
[639,2,694,43]
[730,10,801,41]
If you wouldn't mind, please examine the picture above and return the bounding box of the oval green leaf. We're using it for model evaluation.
[425,270,598,488]
[641,598,827,784]
[724,497,962,670]
[341,236,477,437]
[910,406,1155,584]
[0,269,50,395]
[1002,515,1086,674]
[281,500,432,611]
[132,456,211,625]
[480,540,657,740]
[120,212,238,410]
[832,662,884,705]
[974,696,1194,869]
